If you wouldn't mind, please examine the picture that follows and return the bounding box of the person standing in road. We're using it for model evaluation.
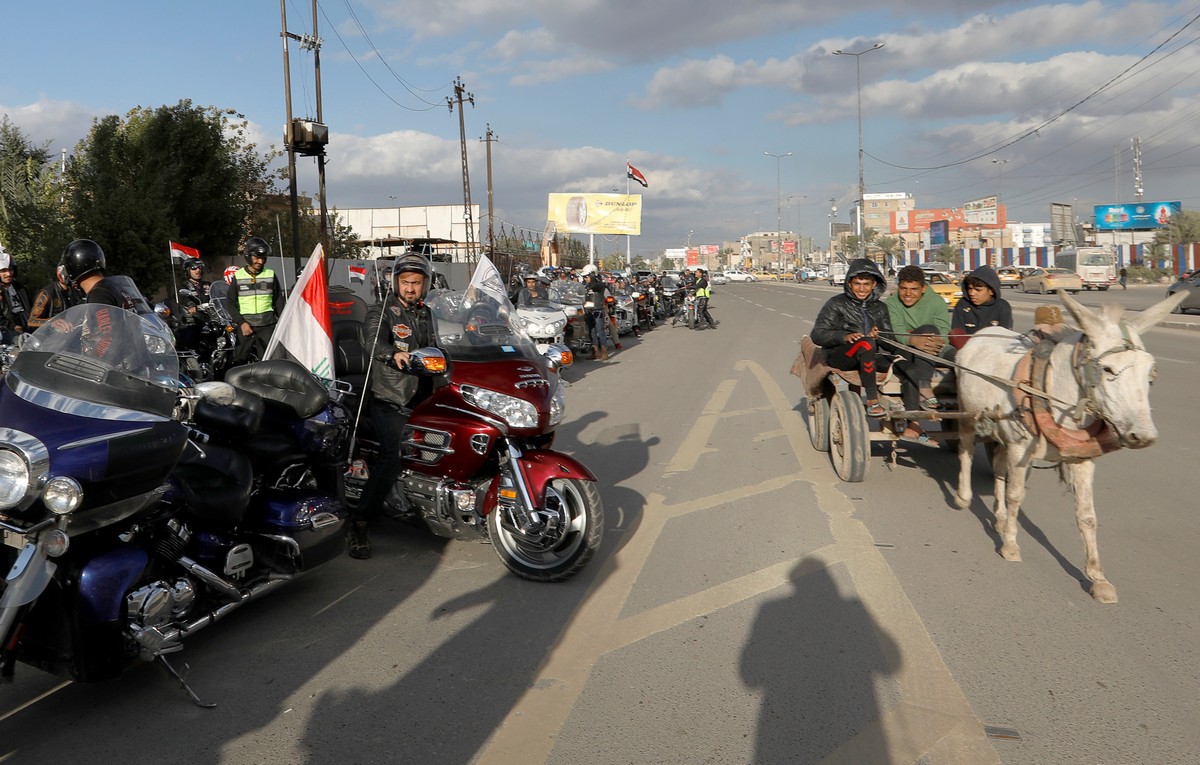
[1119,266,1128,290]
[351,253,443,559]
[227,236,285,364]
[694,267,717,329]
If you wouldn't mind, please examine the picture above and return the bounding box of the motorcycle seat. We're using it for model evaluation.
[226,359,329,419]
[173,443,254,526]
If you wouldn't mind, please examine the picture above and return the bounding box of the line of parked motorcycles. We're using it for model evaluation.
[511,273,700,360]
[0,275,603,704]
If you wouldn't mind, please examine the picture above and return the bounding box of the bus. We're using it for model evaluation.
[1054,246,1117,291]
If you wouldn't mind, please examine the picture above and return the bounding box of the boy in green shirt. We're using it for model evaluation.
[885,265,951,441]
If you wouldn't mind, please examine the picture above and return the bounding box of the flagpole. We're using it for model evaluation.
[168,243,179,307]
[625,161,631,266]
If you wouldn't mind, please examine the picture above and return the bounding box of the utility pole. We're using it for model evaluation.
[279,0,329,274]
[480,124,499,257]
[448,77,476,266]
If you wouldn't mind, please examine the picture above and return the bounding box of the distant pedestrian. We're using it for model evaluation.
[1119,266,1128,290]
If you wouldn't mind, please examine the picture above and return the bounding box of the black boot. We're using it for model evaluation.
[348,521,371,559]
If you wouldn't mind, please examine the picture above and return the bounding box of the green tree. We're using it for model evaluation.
[66,100,276,294]
[1153,210,1200,248]
[0,118,71,285]
[932,244,958,265]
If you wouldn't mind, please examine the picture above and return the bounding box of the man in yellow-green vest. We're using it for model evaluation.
[227,236,285,364]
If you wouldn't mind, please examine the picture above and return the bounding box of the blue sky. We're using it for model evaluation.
[4,1,1200,256]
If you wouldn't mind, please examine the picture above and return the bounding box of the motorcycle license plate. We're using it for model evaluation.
[2,529,25,550]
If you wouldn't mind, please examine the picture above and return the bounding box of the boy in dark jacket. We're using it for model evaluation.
[811,259,893,418]
[949,265,1012,350]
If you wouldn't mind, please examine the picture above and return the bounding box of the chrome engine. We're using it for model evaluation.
[398,471,489,539]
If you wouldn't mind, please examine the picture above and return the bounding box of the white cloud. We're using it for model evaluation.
[1,99,100,150]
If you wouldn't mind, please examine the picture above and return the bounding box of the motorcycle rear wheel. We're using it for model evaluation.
[488,478,603,582]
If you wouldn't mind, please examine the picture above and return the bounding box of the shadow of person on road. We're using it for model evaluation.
[740,558,901,765]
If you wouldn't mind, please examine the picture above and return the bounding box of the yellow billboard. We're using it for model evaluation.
[548,193,642,235]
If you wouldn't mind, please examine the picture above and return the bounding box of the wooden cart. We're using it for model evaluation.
[793,336,975,482]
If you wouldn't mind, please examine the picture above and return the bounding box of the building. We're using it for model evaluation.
[860,192,915,237]
[1007,223,1053,249]
[338,204,481,262]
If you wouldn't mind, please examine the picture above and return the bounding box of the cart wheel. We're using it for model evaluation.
[807,396,830,452]
[829,390,869,482]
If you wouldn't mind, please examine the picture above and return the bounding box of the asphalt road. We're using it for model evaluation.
[1,281,1196,764]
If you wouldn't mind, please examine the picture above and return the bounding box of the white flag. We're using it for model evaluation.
[264,244,334,381]
[466,256,510,306]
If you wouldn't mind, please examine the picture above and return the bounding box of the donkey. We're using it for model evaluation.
[954,289,1186,603]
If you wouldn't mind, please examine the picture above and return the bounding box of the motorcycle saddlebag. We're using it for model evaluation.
[254,491,347,569]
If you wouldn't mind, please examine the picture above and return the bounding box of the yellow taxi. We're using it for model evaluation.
[996,266,1022,289]
[751,270,780,281]
[926,272,962,308]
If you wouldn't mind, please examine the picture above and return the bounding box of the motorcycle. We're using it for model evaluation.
[514,281,579,355]
[0,304,348,698]
[352,284,603,582]
[551,281,593,358]
[608,291,636,336]
[630,287,654,332]
[673,289,699,329]
[165,281,239,382]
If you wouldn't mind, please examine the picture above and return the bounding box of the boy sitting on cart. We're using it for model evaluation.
[810,259,893,419]
[885,265,951,442]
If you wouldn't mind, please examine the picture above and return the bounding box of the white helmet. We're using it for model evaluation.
[580,263,598,276]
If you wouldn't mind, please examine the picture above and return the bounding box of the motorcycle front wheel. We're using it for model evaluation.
[488,478,603,582]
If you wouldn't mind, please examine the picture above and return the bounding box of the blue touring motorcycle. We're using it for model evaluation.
[0,304,348,702]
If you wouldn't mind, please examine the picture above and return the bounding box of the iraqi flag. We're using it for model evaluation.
[348,265,367,283]
[170,241,201,262]
[264,244,335,381]
[627,162,648,188]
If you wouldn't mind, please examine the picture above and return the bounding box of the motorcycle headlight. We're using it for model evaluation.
[42,477,83,515]
[0,450,30,509]
[461,385,539,429]
[548,381,566,427]
[550,318,566,333]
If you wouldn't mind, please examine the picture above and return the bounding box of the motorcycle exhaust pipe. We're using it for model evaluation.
[150,576,293,652]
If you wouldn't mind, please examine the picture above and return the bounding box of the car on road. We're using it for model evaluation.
[1020,267,1083,294]
[996,266,1022,289]
[926,271,963,307]
[710,271,729,285]
[723,271,757,282]
[1166,271,1200,313]
[751,270,779,281]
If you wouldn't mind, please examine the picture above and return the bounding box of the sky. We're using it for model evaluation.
[4,1,1200,257]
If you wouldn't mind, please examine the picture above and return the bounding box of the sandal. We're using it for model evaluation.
[919,397,942,412]
[901,429,932,445]
[865,401,887,418]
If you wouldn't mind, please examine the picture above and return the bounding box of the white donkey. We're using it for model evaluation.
[954,289,1186,603]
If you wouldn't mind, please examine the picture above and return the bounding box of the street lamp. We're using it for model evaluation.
[832,41,885,259]
[764,151,792,272]
[991,158,1009,264]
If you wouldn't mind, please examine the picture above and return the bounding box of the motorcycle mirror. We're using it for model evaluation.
[408,347,448,375]
[543,343,573,370]
[195,381,237,406]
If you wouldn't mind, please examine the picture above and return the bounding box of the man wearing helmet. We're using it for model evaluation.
[0,245,31,339]
[58,239,134,308]
[351,252,442,559]
[227,236,285,364]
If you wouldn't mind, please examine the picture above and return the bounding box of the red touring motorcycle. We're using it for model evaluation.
[348,287,603,582]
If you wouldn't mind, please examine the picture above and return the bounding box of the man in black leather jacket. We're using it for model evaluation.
[351,253,441,559]
[810,258,894,418]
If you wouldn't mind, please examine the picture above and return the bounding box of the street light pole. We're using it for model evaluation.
[991,158,1009,266]
[764,151,792,272]
[832,42,884,260]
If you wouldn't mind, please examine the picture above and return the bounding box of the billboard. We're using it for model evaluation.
[929,219,949,246]
[1094,202,1180,230]
[547,193,642,235]
[964,196,1000,225]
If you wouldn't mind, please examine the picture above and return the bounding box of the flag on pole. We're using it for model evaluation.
[348,265,367,283]
[264,244,334,381]
[626,162,648,188]
[169,241,201,262]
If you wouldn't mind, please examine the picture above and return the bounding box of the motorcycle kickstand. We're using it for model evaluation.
[158,655,217,709]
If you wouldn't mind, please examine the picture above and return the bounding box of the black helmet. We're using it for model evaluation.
[242,236,270,263]
[393,252,433,298]
[59,239,107,286]
[184,259,205,274]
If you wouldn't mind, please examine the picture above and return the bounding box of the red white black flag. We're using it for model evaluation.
[627,162,648,188]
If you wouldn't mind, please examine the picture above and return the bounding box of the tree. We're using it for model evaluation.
[0,118,71,286]
[66,100,277,294]
[932,244,958,265]
[1153,210,1200,249]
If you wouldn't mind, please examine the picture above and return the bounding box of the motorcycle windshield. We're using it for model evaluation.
[427,290,542,362]
[208,281,236,323]
[7,304,181,419]
[549,281,586,306]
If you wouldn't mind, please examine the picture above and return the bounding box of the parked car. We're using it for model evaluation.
[926,271,963,308]
[710,271,729,285]
[723,271,757,282]
[996,266,1022,289]
[1166,271,1200,313]
[1020,267,1082,294]
[751,270,779,281]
